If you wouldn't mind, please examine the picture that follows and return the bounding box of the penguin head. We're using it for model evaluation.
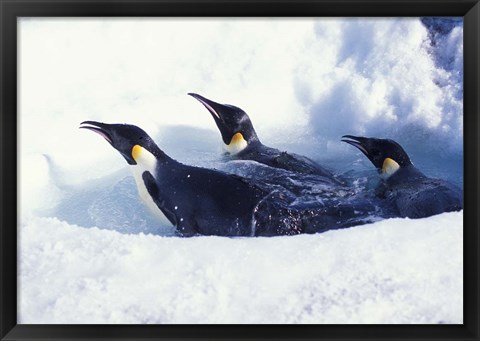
[188,93,260,155]
[341,135,412,178]
[79,121,162,166]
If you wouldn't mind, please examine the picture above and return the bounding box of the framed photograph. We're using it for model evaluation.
[1,0,478,340]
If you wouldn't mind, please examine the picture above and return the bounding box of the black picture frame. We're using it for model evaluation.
[1,0,478,340]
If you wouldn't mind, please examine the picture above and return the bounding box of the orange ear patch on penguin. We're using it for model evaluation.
[381,157,400,178]
[224,132,248,155]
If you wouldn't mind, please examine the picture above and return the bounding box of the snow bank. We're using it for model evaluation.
[18,212,462,324]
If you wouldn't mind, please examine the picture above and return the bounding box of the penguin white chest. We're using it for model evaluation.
[130,145,173,227]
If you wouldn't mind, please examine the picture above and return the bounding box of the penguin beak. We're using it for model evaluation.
[342,135,387,170]
[79,121,114,145]
[188,93,224,121]
[80,120,138,165]
[341,135,370,156]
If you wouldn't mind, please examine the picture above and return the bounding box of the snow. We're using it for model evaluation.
[18,17,463,324]
[18,212,462,324]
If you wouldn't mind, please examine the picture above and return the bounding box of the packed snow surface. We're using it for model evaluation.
[19,212,462,324]
[18,17,463,324]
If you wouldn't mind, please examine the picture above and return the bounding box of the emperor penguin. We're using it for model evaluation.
[188,93,340,182]
[341,135,463,218]
[79,121,378,236]
[80,120,272,236]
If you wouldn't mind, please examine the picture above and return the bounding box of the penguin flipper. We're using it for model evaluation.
[141,171,178,226]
